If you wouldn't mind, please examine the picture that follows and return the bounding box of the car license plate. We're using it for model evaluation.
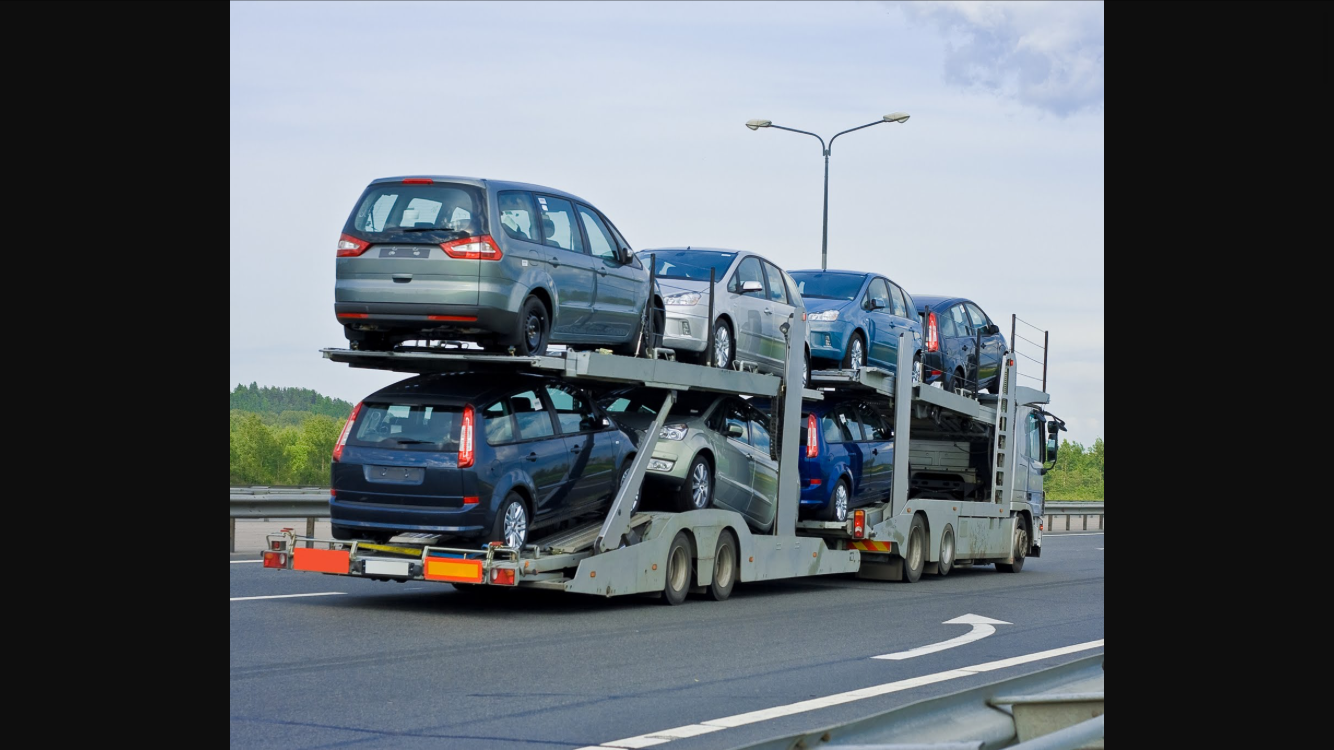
[379,246,430,258]
[367,466,424,483]
[364,559,411,577]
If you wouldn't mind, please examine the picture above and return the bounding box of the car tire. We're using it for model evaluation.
[708,530,738,602]
[662,531,693,606]
[675,455,713,512]
[802,349,811,388]
[996,515,1028,573]
[712,319,735,370]
[515,296,550,356]
[820,479,850,522]
[492,493,529,549]
[842,332,865,371]
[903,514,926,583]
[617,459,641,514]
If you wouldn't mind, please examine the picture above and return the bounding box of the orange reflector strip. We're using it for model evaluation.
[850,540,893,553]
[292,548,350,574]
[424,558,483,583]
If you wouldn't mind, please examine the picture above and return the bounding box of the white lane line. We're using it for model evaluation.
[873,614,1010,661]
[1044,532,1104,537]
[584,640,1105,750]
[231,560,263,564]
[230,592,345,601]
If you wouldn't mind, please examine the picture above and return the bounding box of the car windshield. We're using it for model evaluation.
[648,250,736,281]
[790,272,866,301]
[347,402,461,451]
[343,182,487,241]
[601,388,717,418]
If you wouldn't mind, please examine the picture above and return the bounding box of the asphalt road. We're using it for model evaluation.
[230,532,1104,750]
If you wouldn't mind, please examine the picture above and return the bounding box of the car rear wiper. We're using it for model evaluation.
[390,438,435,445]
[399,227,467,234]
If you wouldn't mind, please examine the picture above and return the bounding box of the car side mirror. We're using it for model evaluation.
[741,280,764,294]
[986,323,1000,336]
[869,297,886,310]
[727,423,745,438]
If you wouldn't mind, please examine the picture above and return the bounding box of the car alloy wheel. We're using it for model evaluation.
[503,501,528,548]
[691,461,711,509]
[832,482,849,522]
[850,337,864,370]
[713,324,732,369]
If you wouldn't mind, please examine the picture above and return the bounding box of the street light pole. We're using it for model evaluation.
[747,113,909,271]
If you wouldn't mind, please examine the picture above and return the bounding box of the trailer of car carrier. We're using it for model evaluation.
[263,313,1058,601]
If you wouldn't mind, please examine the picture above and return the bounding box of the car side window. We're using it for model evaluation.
[948,304,970,337]
[724,400,750,444]
[888,284,908,318]
[864,278,890,312]
[545,385,599,434]
[577,205,620,263]
[497,191,539,243]
[509,389,555,440]
[822,413,852,445]
[535,195,586,254]
[900,288,917,319]
[729,257,766,296]
[835,403,864,440]
[763,262,789,304]
[856,403,891,440]
[964,303,990,334]
[748,406,771,456]
[482,399,515,445]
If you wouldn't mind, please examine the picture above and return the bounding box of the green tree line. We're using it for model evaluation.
[1042,438,1104,501]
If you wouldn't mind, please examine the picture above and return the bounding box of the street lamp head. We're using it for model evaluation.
[746,119,772,131]
[883,112,910,124]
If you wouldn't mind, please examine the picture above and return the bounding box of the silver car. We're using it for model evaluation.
[645,248,810,385]
[335,176,664,355]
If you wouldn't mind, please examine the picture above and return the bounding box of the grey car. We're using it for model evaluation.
[644,248,810,385]
[598,387,779,533]
[335,176,665,355]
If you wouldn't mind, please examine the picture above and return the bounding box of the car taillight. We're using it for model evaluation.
[926,312,939,353]
[263,551,288,568]
[402,178,434,184]
[490,567,516,585]
[459,405,475,468]
[337,233,370,257]
[332,402,361,462]
[853,509,866,539]
[806,414,819,458]
[442,235,503,260]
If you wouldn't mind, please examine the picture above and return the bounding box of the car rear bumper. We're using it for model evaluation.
[336,302,518,339]
[330,498,488,537]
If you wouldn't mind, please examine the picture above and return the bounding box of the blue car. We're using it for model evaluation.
[914,295,1007,394]
[788,269,924,378]
[752,395,895,521]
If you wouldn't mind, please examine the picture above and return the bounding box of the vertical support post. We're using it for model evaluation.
[596,390,675,553]
[645,253,657,358]
[821,151,830,271]
[706,268,716,367]
[1042,330,1049,393]
[1011,313,1017,357]
[230,517,236,554]
[891,332,913,518]
[975,328,983,392]
[774,311,806,537]
[306,517,316,538]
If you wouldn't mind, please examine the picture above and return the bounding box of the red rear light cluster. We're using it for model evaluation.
[262,551,288,568]
[806,414,819,458]
[490,567,516,585]
[926,312,939,353]
[459,405,476,468]
[402,178,434,184]
[852,509,866,539]
[332,402,362,462]
[442,235,503,260]
[337,233,370,257]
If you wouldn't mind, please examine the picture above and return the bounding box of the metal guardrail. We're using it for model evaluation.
[1044,502,1104,532]
[230,487,329,552]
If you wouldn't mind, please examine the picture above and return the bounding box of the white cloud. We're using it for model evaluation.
[890,1,1104,116]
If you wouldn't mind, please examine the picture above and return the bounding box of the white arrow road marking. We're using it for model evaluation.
[576,639,1104,750]
[230,592,345,601]
[872,614,1012,660]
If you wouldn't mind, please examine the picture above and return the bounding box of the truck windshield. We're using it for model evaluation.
[789,271,867,301]
[647,250,736,281]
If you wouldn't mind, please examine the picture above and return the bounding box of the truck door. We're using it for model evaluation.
[1018,409,1045,510]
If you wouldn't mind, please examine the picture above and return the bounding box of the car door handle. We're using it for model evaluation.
[570,444,584,453]
[524,452,538,462]
[872,448,879,456]
[746,453,755,461]
[598,267,608,276]
[763,308,773,314]
[550,255,561,266]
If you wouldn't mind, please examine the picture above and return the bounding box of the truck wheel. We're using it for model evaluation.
[997,515,1028,573]
[709,530,738,602]
[903,515,926,583]
[675,456,713,512]
[662,531,692,605]
[937,524,955,577]
[820,479,850,522]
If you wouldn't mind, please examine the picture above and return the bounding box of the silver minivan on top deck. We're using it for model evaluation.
[335,176,665,356]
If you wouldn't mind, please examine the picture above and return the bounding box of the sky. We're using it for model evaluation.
[230,0,1104,447]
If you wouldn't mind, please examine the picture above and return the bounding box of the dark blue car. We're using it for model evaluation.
[330,372,639,549]
[914,295,1007,394]
[788,269,924,378]
[752,395,895,521]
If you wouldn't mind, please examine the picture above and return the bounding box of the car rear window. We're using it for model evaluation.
[343,182,487,241]
[348,402,461,451]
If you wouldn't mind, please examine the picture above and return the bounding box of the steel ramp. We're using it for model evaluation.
[540,513,653,554]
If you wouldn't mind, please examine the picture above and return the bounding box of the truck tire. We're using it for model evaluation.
[903,514,926,583]
[997,515,1028,573]
[662,531,692,605]
[937,524,955,577]
[709,530,738,602]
